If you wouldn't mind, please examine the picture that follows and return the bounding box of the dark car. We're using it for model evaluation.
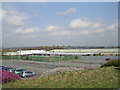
[0,66,12,70]
[105,57,111,61]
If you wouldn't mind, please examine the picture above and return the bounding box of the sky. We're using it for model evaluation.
[1,2,118,48]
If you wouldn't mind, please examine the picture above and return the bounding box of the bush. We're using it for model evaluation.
[101,60,120,67]
[0,70,21,84]
[74,56,78,59]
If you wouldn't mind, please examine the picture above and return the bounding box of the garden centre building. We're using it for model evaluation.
[2,48,119,56]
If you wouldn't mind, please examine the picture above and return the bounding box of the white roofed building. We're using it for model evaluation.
[17,50,46,55]
[3,50,47,56]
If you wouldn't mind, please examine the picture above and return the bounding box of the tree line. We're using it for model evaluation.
[2,46,67,53]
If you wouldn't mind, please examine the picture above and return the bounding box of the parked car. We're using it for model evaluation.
[105,57,111,61]
[6,68,14,72]
[1,66,9,70]
[19,70,36,78]
[0,66,13,71]
[0,66,2,69]
[12,68,26,75]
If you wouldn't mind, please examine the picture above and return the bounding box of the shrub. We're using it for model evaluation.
[74,56,78,59]
[101,60,120,67]
[0,70,21,84]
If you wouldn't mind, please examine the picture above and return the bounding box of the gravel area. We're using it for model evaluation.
[41,67,84,76]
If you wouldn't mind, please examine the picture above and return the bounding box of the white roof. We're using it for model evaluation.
[17,50,46,55]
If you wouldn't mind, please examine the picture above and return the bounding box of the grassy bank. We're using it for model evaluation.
[3,67,119,88]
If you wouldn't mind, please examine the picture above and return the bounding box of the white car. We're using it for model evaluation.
[19,70,36,78]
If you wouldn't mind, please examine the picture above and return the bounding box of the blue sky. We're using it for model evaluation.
[2,2,118,47]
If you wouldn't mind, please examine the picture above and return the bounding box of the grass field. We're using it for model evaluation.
[3,66,119,88]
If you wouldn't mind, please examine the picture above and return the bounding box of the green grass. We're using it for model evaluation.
[3,67,119,88]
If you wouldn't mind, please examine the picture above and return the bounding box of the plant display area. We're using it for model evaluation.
[1,59,119,88]
[2,66,119,88]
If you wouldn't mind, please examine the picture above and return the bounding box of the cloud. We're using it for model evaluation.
[78,30,90,35]
[14,28,40,34]
[45,25,59,31]
[50,31,74,36]
[22,35,39,38]
[48,21,117,36]
[106,23,117,31]
[2,9,29,26]
[79,23,117,35]
[56,8,76,15]
[70,18,101,28]
[93,28,105,33]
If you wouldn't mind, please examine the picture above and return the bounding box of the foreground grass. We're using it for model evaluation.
[3,67,119,88]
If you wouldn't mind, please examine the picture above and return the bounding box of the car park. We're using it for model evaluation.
[19,70,36,78]
[1,66,36,78]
